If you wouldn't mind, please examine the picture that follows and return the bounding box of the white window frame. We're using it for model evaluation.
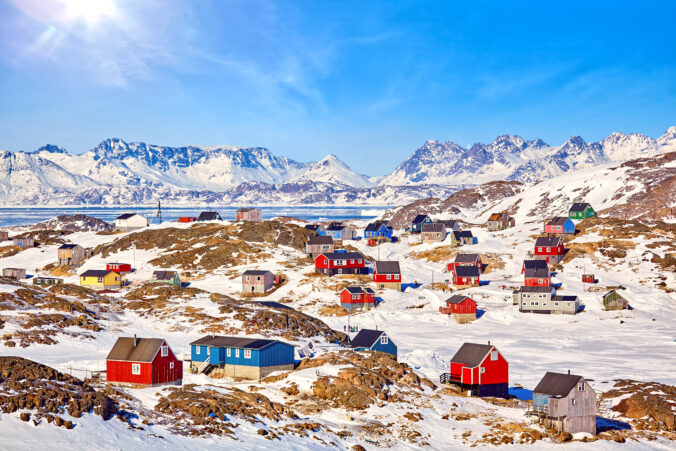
[235,349,240,358]
[394,274,399,280]
[161,345,168,357]
[170,361,174,369]
[226,348,231,357]
[386,274,391,280]
[131,363,141,375]
[380,336,388,345]
[480,367,486,374]
[244,349,251,359]
[490,351,498,361]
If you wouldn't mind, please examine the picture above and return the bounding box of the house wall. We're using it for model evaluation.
[306,243,334,256]
[525,277,550,287]
[453,274,479,286]
[13,238,34,249]
[192,343,294,369]
[107,360,152,385]
[453,312,476,323]
[3,268,26,279]
[116,215,148,231]
[370,336,397,359]
[546,379,596,434]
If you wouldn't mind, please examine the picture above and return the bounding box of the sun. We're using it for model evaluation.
[65,0,117,25]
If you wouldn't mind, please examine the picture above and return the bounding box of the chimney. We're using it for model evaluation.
[568,369,570,375]
[133,334,137,347]
[488,340,491,346]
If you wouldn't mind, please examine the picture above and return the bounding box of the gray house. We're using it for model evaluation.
[3,268,26,280]
[58,243,85,266]
[242,270,274,294]
[512,285,555,306]
[421,223,446,242]
[514,286,579,314]
[305,235,334,257]
[13,237,34,249]
[532,371,597,434]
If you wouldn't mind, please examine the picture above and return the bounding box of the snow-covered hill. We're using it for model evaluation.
[288,154,373,188]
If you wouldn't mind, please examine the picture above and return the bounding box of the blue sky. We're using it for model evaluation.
[0,0,674,174]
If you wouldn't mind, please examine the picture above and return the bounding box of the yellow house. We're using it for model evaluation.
[79,270,121,291]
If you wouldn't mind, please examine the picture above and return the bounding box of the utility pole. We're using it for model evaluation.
[132,244,136,270]
[156,199,162,224]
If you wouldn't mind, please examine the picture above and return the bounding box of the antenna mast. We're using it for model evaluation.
[156,199,163,224]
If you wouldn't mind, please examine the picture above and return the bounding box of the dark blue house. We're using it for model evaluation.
[349,329,397,360]
[190,335,295,380]
[364,221,393,240]
[305,224,326,236]
[411,215,433,233]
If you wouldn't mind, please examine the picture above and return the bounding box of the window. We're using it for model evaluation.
[386,274,391,280]
[571,399,577,405]
[170,362,174,369]
[349,259,354,264]
[546,247,550,252]
[161,345,168,357]
[132,363,140,375]
[352,294,357,300]
[235,349,240,358]
[490,351,498,361]
[394,274,399,280]
[554,302,559,306]
[480,367,486,373]
[380,336,388,345]
[97,277,103,283]
[227,348,231,357]
[244,349,251,359]
[358,259,362,264]
[578,383,585,391]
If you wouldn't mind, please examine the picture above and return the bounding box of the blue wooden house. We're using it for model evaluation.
[190,335,295,380]
[305,224,326,236]
[411,215,433,233]
[349,329,397,360]
[364,221,393,240]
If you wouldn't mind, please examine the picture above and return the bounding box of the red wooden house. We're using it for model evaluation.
[315,252,365,276]
[582,274,595,284]
[522,259,548,274]
[447,253,482,273]
[107,262,132,274]
[373,261,401,290]
[524,266,550,287]
[106,336,182,387]
[534,236,565,264]
[452,265,480,286]
[178,216,197,223]
[443,342,508,398]
[439,295,477,323]
[340,286,376,311]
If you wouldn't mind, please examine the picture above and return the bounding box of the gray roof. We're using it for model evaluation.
[552,295,578,302]
[516,285,554,293]
[242,270,273,276]
[350,329,386,348]
[451,343,493,367]
[422,223,445,233]
[523,259,548,270]
[190,335,288,350]
[58,243,81,249]
[115,213,136,220]
[445,295,474,305]
[453,230,473,239]
[320,252,364,260]
[533,371,583,397]
[412,214,430,224]
[152,270,178,280]
[344,286,375,295]
[326,223,346,231]
[307,235,333,245]
[197,211,221,221]
[455,266,480,277]
[80,269,114,278]
[106,337,165,362]
[525,267,549,278]
[535,236,562,247]
[547,217,570,226]
[455,253,480,263]
[375,261,400,274]
[569,202,591,212]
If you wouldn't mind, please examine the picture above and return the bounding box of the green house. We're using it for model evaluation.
[602,289,628,310]
[568,202,595,219]
[150,270,181,286]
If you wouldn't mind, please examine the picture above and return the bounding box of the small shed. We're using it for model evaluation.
[242,270,274,293]
[178,217,197,223]
[236,208,262,222]
[0,230,8,241]
[13,237,35,249]
[581,274,595,284]
[33,276,63,286]
[107,263,132,274]
[197,211,222,221]
[151,270,181,286]
[602,289,628,310]
[3,268,26,280]
[114,213,149,231]
[439,295,477,323]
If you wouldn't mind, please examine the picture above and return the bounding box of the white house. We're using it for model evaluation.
[115,213,149,232]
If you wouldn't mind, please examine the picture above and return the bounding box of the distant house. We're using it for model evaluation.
[522,259,548,274]
[568,202,596,220]
[532,371,596,434]
[236,208,262,222]
[151,270,181,286]
[13,237,34,249]
[178,216,197,223]
[534,236,565,264]
[242,270,274,293]
[79,270,121,291]
[545,217,575,236]
[439,295,477,323]
[2,268,26,280]
[107,263,132,274]
[487,213,515,231]
[373,261,401,290]
[448,253,482,273]
[305,224,326,236]
[190,335,294,380]
[602,289,629,310]
[451,230,474,247]
[421,223,446,243]
[410,214,433,233]
[326,223,357,241]
[106,336,182,387]
[581,273,595,284]
[438,219,460,231]
[115,213,149,232]
[349,329,397,359]
[340,287,376,312]
[0,231,8,241]
[514,287,579,314]
[57,243,85,266]
[197,211,222,221]
[443,343,508,398]
[33,276,63,286]
[512,285,556,306]
[305,235,334,258]
[452,265,480,287]
[364,221,393,240]
[315,252,366,276]
[525,266,550,287]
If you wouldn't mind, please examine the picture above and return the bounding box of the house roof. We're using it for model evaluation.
[517,285,554,293]
[445,295,474,305]
[319,252,364,260]
[58,243,80,249]
[326,224,346,231]
[197,211,221,221]
[80,269,114,278]
[455,253,480,263]
[115,213,138,220]
[412,214,430,224]
[343,286,375,295]
[488,213,502,221]
[237,207,260,212]
[152,270,178,280]
[454,266,480,277]
[307,235,333,245]
[242,270,273,276]
[569,202,591,212]
[253,301,295,310]
[365,221,391,232]
[106,337,165,362]
[525,267,549,278]
[422,223,445,233]
[552,295,578,302]
[533,371,583,397]
[450,343,493,367]
[349,329,385,348]
[535,236,562,247]
[523,259,548,270]
[375,260,400,274]
[305,224,321,231]
[603,289,625,300]
[190,335,287,350]
[453,230,473,239]
[547,217,570,226]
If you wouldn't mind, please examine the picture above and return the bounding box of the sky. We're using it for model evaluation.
[0,0,674,175]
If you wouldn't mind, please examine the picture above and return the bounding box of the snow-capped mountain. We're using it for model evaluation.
[289,154,373,188]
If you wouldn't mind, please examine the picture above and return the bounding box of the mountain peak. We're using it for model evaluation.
[35,144,67,154]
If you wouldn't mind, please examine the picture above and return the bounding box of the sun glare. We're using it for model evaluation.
[65,0,117,24]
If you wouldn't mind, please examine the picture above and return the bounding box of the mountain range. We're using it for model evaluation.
[1,127,674,206]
